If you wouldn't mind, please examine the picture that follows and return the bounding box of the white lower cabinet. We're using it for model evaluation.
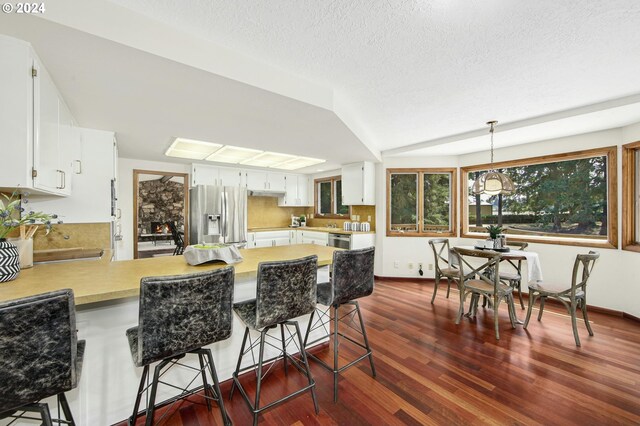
[252,230,291,248]
[350,233,375,249]
[299,230,329,246]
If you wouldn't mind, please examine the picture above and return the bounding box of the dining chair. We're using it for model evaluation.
[524,251,599,347]
[167,221,184,255]
[428,239,459,304]
[452,247,518,340]
[498,241,529,309]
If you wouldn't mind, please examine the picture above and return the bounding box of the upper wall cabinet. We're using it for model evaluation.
[245,170,286,192]
[192,164,244,187]
[342,161,375,205]
[28,129,117,223]
[0,35,77,196]
[278,174,312,207]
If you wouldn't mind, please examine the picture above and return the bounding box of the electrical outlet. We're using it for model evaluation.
[394,261,399,269]
[408,262,414,269]
[418,263,423,270]
[367,215,371,222]
[428,264,434,271]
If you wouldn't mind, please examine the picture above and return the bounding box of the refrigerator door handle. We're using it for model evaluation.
[221,190,228,241]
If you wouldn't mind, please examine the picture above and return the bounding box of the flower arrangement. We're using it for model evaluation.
[299,214,306,223]
[485,225,503,240]
[0,191,61,239]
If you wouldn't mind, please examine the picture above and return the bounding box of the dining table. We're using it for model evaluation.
[452,245,543,324]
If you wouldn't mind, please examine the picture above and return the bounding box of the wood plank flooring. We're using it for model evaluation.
[115,279,640,425]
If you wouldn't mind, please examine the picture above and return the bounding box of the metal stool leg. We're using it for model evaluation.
[198,353,212,411]
[145,359,170,426]
[252,329,268,426]
[129,365,149,426]
[204,349,232,426]
[230,327,250,400]
[280,323,288,375]
[333,304,340,402]
[58,392,75,426]
[293,321,319,414]
[354,301,376,378]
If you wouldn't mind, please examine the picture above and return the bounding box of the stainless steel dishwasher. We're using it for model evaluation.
[328,233,351,249]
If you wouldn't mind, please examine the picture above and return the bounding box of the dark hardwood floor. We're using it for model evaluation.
[117,280,640,425]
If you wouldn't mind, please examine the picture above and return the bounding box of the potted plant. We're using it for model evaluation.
[0,191,60,282]
[299,214,306,227]
[485,225,503,240]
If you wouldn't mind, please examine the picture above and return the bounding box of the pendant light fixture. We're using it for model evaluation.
[471,120,515,196]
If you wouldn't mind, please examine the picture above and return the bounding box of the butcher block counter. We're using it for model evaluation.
[0,244,338,305]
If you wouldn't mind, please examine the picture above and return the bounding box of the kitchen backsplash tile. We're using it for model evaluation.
[32,223,111,250]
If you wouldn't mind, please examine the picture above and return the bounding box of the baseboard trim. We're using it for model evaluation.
[374,276,640,323]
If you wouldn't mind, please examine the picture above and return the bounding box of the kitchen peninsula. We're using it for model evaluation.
[0,244,338,425]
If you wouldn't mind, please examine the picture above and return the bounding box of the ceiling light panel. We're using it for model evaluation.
[274,156,326,170]
[165,138,223,160]
[241,151,297,167]
[205,145,262,164]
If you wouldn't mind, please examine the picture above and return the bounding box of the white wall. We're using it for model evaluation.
[377,126,640,317]
[116,158,190,260]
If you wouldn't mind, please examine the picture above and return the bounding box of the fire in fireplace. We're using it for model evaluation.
[150,221,170,234]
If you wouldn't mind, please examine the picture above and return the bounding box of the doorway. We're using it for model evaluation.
[133,170,189,259]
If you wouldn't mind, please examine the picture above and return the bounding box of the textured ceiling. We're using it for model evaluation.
[104,0,640,151]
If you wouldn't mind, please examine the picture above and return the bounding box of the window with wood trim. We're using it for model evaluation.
[622,141,640,252]
[314,176,349,217]
[461,146,618,248]
[386,168,457,237]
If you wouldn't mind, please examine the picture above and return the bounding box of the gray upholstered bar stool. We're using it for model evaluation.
[0,289,85,426]
[126,268,234,426]
[230,255,319,426]
[303,247,376,402]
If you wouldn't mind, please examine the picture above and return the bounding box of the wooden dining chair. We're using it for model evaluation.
[524,251,599,346]
[428,239,459,304]
[498,241,529,309]
[452,247,518,340]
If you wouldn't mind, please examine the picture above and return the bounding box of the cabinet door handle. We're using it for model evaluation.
[74,160,82,174]
[56,170,66,189]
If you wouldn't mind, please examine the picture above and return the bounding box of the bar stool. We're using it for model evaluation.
[0,289,85,426]
[303,247,376,402]
[230,255,319,426]
[126,268,234,426]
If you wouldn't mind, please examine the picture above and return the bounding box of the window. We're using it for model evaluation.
[461,147,618,248]
[622,141,640,252]
[314,176,349,217]
[386,168,457,237]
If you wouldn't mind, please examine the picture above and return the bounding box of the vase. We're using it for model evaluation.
[0,238,20,282]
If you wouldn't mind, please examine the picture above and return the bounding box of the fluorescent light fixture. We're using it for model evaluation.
[275,157,327,170]
[205,145,262,164]
[165,138,222,160]
[165,138,326,170]
[241,152,297,167]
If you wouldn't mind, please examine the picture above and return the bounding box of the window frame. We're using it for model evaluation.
[460,146,618,248]
[386,168,457,237]
[622,141,640,252]
[314,175,351,218]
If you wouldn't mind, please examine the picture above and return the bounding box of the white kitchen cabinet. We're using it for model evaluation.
[192,164,243,187]
[341,161,375,205]
[251,230,291,248]
[350,233,375,249]
[278,174,312,207]
[299,230,328,246]
[247,232,256,248]
[0,35,77,196]
[245,170,286,192]
[28,129,117,223]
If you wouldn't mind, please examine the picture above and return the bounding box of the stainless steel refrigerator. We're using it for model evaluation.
[189,185,248,246]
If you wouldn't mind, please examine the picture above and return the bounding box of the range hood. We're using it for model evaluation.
[248,189,286,197]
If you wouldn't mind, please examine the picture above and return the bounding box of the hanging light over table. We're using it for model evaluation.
[471,120,515,196]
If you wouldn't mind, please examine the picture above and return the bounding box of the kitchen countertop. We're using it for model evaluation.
[248,226,375,235]
[0,245,338,306]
